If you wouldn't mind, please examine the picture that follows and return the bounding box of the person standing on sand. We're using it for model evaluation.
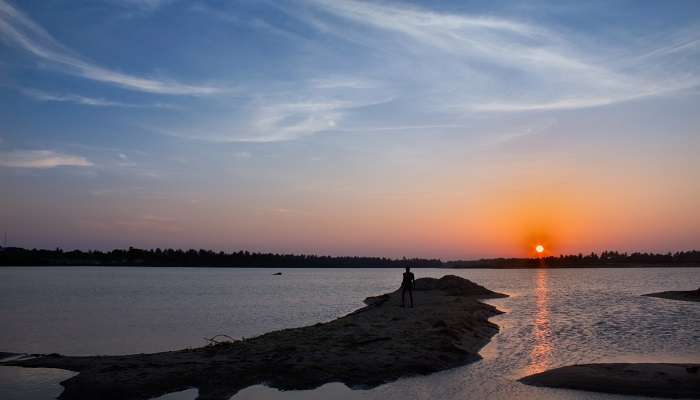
[401,267,415,308]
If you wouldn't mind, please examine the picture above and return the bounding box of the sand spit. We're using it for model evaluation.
[520,363,700,398]
[0,352,18,360]
[644,288,700,303]
[2,275,506,400]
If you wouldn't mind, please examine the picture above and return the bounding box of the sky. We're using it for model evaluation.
[0,0,699,259]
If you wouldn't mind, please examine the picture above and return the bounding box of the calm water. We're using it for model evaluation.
[1,267,699,400]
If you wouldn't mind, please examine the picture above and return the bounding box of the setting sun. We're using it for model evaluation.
[0,1,699,399]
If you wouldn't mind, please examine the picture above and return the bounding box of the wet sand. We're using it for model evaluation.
[644,288,700,303]
[520,363,700,398]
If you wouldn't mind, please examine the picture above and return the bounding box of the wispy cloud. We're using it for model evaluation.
[0,0,222,95]
[108,0,174,12]
[0,149,93,168]
[337,124,466,133]
[471,78,700,112]
[300,0,700,113]
[19,88,177,108]
[149,93,394,143]
[241,100,344,142]
[191,3,307,42]
[309,77,379,90]
[146,100,346,143]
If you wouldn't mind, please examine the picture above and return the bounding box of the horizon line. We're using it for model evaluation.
[2,245,698,263]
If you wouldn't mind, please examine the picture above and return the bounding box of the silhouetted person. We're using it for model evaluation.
[401,266,415,308]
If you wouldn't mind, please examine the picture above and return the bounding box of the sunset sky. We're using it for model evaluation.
[1,0,699,259]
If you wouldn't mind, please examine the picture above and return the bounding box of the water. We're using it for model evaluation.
[1,267,699,400]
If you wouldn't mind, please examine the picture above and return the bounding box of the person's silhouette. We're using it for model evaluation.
[401,266,415,308]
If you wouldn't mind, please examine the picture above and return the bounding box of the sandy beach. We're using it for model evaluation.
[644,288,700,303]
[520,363,700,398]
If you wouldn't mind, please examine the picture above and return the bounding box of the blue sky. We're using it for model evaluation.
[1,0,699,257]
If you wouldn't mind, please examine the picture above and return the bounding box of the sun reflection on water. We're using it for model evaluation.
[527,268,553,374]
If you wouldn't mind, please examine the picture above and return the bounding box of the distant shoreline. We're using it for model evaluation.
[448,263,700,269]
[1,247,699,269]
[2,264,700,269]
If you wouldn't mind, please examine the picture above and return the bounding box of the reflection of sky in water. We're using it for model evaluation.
[0,365,74,400]
[1,267,699,400]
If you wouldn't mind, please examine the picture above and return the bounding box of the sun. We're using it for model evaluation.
[535,244,545,254]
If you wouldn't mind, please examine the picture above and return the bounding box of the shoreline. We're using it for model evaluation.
[2,275,506,400]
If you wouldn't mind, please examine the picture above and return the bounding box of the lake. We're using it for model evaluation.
[1,267,699,400]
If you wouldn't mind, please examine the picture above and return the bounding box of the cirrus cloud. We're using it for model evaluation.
[0,150,93,168]
[19,88,177,108]
[298,0,700,113]
[0,0,222,95]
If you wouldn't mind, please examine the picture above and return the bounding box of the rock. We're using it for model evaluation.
[2,275,506,400]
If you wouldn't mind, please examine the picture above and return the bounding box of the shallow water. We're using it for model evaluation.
[1,267,699,399]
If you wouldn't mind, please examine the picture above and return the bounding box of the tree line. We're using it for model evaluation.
[1,247,699,268]
[0,246,442,268]
[445,250,700,268]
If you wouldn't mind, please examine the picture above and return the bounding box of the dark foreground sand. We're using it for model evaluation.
[644,288,700,303]
[2,275,506,400]
[520,363,700,398]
